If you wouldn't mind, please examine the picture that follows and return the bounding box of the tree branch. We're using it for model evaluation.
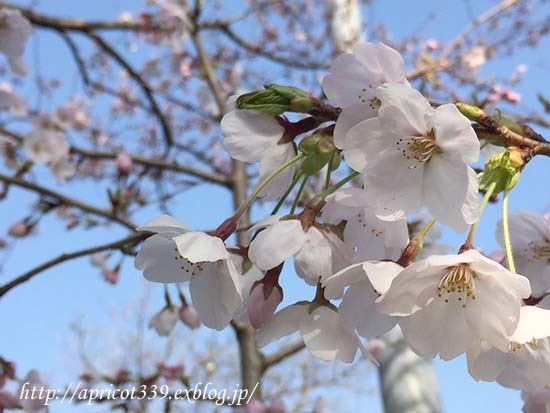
[262,340,305,372]
[0,1,158,32]
[0,232,146,299]
[0,172,135,230]
[202,23,329,70]
[406,0,521,81]
[70,146,230,186]
[0,127,229,186]
[85,32,174,147]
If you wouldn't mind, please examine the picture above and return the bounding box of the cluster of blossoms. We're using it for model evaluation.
[0,362,48,413]
[0,9,77,184]
[22,115,74,184]
[134,42,550,404]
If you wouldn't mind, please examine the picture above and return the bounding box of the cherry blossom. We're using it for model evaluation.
[8,222,31,238]
[55,99,90,131]
[248,215,343,285]
[247,280,283,329]
[376,249,531,360]
[497,210,550,297]
[178,304,200,329]
[50,158,76,184]
[149,305,179,337]
[322,42,408,163]
[231,254,264,324]
[461,45,487,74]
[0,8,32,75]
[323,261,403,339]
[467,306,550,391]
[23,120,69,165]
[346,83,480,232]
[155,0,188,50]
[221,102,296,201]
[17,370,47,412]
[256,303,359,362]
[116,152,133,175]
[0,82,26,115]
[321,187,409,263]
[135,215,243,330]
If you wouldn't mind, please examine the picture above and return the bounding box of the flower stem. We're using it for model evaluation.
[502,188,516,273]
[302,171,359,215]
[417,218,437,241]
[271,171,303,215]
[397,218,436,266]
[324,155,334,190]
[234,154,305,219]
[318,171,360,200]
[290,174,310,214]
[464,181,497,247]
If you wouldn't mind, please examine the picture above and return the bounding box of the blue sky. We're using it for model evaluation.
[1,0,550,412]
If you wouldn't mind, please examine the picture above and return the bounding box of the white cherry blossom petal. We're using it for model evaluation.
[363,150,424,220]
[221,109,283,163]
[173,231,230,263]
[135,234,192,283]
[0,9,32,76]
[189,259,243,330]
[363,261,404,294]
[376,83,433,136]
[248,219,306,271]
[467,341,507,382]
[299,306,359,362]
[423,154,480,232]
[256,304,308,347]
[406,298,478,360]
[294,227,333,285]
[511,306,550,344]
[137,214,190,236]
[322,262,366,300]
[433,103,480,164]
[339,279,397,339]
[333,102,377,151]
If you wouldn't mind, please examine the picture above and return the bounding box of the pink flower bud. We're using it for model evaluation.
[178,305,201,329]
[365,339,386,363]
[157,363,185,380]
[149,306,178,337]
[0,389,20,409]
[247,282,283,329]
[426,39,440,51]
[488,250,505,265]
[102,267,120,285]
[90,253,108,268]
[503,90,521,103]
[179,61,192,79]
[116,152,133,175]
[8,222,31,238]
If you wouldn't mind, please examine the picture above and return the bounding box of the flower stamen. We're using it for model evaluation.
[395,132,437,167]
[526,241,550,261]
[438,264,477,308]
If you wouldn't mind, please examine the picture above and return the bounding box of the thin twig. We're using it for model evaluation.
[0,127,229,186]
[0,232,146,299]
[86,32,174,147]
[0,172,135,229]
[262,340,306,372]
[0,1,160,32]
